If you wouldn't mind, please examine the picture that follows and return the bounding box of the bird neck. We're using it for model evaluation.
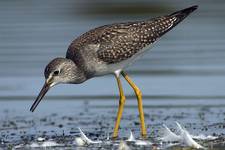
[70,64,87,84]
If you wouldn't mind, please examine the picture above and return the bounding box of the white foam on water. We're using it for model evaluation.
[74,127,102,146]
[118,141,130,150]
[174,122,217,140]
[135,140,152,146]
[13,124,217,149]
[75,137,86,146]
[126,130,152,146]
[73,124,217,148]
[30,143,40,148]
[41,141,60,147]
[37,137,45,142]
[192,134,218,140]
[161,122,205,149]
[14,139,61,149]
[74,129,152,148]
[14,144,23,149]
[127,131,136,142]
[161,124,181,142]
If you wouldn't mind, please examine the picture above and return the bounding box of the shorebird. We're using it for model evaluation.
[30,5,198,138]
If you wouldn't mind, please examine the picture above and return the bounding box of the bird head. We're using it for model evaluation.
[30,57,86,112]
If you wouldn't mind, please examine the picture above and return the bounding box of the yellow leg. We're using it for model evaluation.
[121,71,147,138]
[112,74,126,138]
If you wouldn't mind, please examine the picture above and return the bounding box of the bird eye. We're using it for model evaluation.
[53,70,60,76]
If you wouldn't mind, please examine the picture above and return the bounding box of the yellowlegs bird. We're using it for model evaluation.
[30,5,198,138]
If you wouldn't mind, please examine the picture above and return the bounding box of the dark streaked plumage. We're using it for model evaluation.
[67,6,197,65]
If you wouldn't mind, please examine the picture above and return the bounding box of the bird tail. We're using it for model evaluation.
[168,5,198,25]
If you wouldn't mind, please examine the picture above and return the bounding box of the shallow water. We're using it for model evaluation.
[0,99,225,149]
[0,0,225,149]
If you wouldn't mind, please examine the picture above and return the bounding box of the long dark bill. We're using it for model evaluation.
[30,82,50,112]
